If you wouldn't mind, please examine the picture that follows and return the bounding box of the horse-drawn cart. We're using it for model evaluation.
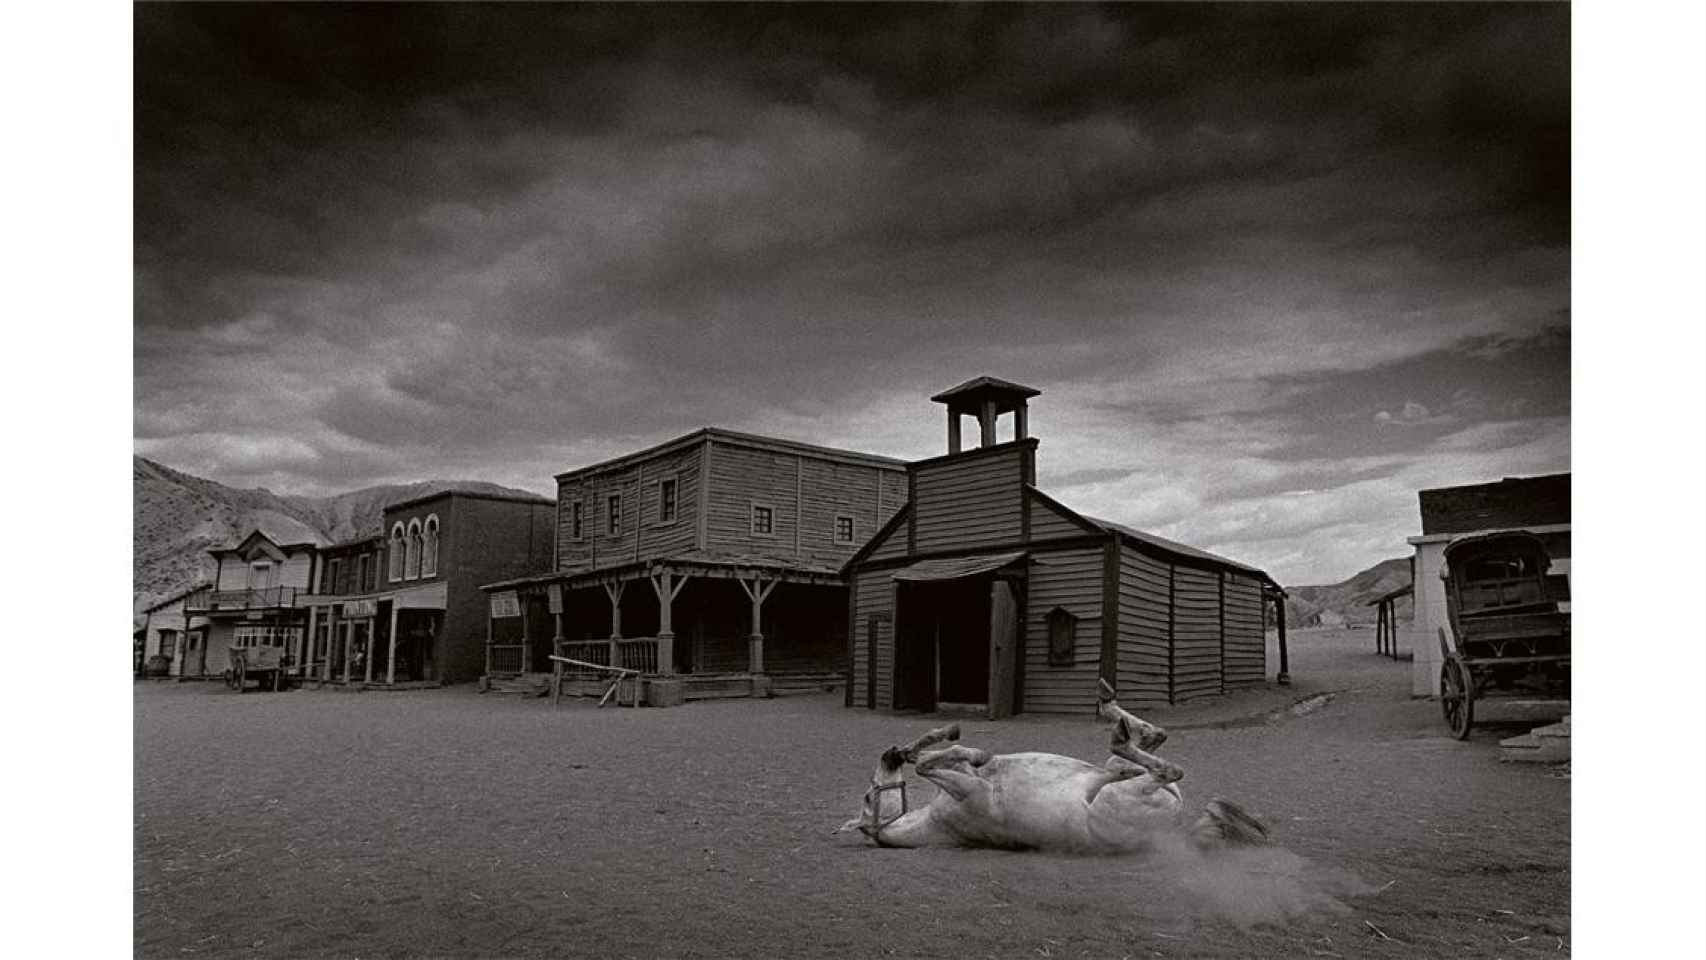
[226,638,293,693]
[1437,530,1570,739]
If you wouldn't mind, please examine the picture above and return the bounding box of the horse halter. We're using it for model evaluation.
[859,780,908,839]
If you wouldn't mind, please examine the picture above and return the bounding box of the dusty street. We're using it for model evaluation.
[135,628,1569,958]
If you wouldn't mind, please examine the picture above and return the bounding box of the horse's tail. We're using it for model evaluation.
[1195,797,1271,847]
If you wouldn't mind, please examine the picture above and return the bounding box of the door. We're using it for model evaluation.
[988,578,1019,719]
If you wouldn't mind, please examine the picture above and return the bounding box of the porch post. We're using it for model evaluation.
[520,592,532,675]
[386,602,400,685]
[342,619,354,684]
[604,579,626,669]
[304,605,318,678]
[178,610,190,678]
[324,606,338,681]
[1274,591,1291,685]
[364,618,376,683]
[485,601,493,677]
[649,569,688,676]
[739,575,778,675]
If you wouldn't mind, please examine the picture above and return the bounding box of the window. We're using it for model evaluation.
[1047,607,1078,666]
[607,494,622,535]
[751,504,774,536]
[389,524,406,582]
[358,554,372,592]
[422,515,439,578]
[326,559,343,595]
[247,561,274,590]
[834,515,855,544]
[658,478,678,524]
[568,501,584,540]
[406,519,423,579]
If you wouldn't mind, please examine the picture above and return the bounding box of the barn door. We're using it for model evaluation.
[988,579,1018,719]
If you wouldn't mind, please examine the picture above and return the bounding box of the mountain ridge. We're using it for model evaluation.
[133,456,547,615]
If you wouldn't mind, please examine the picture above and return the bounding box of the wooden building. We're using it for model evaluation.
[179,524,326,679]
[481,428,907,699]
[295,490,555,686]
[137,586,209,677]
[843,378,1281,718]
[1404,473,1570,696]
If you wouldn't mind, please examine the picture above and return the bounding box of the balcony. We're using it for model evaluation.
[184,586,299,613]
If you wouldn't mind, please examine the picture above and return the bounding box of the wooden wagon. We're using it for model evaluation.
[226,637,293,693]
[1437,530,1570,739]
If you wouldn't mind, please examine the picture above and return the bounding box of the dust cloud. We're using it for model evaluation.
[1117,831,1374,928]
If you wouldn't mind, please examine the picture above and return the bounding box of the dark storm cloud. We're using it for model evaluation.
[134,2,1569,583]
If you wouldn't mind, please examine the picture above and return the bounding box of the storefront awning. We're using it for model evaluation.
[891,551,1027,583]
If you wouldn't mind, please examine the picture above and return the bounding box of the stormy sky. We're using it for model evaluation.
[133,3,1570,586]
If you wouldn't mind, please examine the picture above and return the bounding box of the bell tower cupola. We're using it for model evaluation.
[930,376,1041,454]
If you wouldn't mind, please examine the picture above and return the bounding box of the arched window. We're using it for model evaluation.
[389,523,406,582]
[422,515,440,578]
[405,519,423,580]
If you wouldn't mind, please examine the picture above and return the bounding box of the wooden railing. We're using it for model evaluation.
[487,644,526,675]
[616,638,659,675]
[556,641,611,678]
[184,586,298,612]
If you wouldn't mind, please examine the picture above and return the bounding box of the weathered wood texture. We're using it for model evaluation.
[1027,491,1095,541]
[851,569,895,709]
[1170,565,1224,701]
[1116,545,1174,706]
[557,444,703,570]
[1021,545,1104,715]
[912,446,1026,553]
[1222,573,1266,687]
[215,547,314,592]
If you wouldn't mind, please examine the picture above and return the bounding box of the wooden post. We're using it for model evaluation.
[304,605,318,678]
[1014,403,1027,440]
[520,592,531,675]
[979,400,997,447]
[649,570,688,676]
[1275,592,1291,685]
[485,602,494,678]
[342,619,354,684]
[324,606,338,681]
[386,602,400,685]
[947,410,961,454]
[178,610,190,678]
[739,575,778,675]
[364,619,376,683]
[604,579,626,669]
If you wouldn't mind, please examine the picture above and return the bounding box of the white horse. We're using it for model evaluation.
[840,685,1268,852]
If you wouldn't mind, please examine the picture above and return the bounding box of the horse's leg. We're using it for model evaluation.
[913,744,993,802]
[880,723,961,771]
[1097,678,1167,750]
[1107,717,1184,795]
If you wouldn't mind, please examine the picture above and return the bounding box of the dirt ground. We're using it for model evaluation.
[135,628,1569,958]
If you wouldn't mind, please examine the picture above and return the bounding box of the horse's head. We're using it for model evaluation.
[837,746,912,839]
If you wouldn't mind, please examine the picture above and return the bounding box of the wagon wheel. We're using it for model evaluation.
[1440,659,1474,740]
[233,659,247,693]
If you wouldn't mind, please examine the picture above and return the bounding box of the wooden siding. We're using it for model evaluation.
[880,472,908,526]
[1171,565,1223,701]
[861,513,911,562]
[798,456,904,568]
[556,444,702,570]
[912,446,1025,553]
[215,548,313,591]
[1028,491,1095,541]
[1223,573,1266,687]
[1022,545,1105,716]
[705,442,804,557]
[1116,545,1174,706]
[851,568,896,709]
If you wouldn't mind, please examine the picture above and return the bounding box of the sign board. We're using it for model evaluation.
[344,599,378,618]
[546,584,563,615]
[490,591,521,619]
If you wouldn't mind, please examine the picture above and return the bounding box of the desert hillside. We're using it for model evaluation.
[133,457,546,615]
[1283,556,1413,628]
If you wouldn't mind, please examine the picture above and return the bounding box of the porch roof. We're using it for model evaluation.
[479,551,847,592]
[890,551,1027,583]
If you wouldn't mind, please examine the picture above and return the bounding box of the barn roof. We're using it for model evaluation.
[1088,516,1271,580]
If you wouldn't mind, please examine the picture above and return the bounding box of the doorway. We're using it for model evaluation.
[893,575,1020,717]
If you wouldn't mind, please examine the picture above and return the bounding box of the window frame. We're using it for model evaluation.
[405,518,423,580]
[421,515,440,578]
[388,523,407,582]
[657,477,679,525]
[567,500,584,541]
[833,514,856,545]
[750,502,776,538]
[607,493,623,536]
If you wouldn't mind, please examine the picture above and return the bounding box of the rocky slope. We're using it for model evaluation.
[1283,556,1413,628]
[133,457,546,615]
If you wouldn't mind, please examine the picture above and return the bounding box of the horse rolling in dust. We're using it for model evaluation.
[839,682,1269,853]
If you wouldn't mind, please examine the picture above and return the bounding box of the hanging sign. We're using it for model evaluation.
[546,584,563,615]
[344,599,378,618]
[490,591,521,619]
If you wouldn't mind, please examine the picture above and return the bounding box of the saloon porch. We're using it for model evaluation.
[480,555,847,704]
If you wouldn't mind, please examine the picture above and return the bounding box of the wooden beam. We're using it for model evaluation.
[386,602,399,685]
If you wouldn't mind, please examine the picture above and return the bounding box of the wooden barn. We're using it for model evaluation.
[844,378,1282,718]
